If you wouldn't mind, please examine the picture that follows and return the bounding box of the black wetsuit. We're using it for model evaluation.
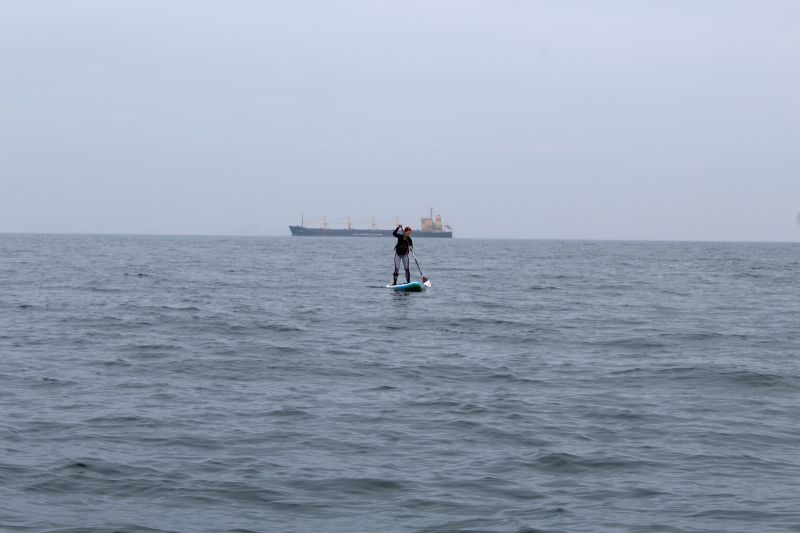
[392,227,413,284]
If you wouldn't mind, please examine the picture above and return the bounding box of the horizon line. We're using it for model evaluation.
[1,231,798,245]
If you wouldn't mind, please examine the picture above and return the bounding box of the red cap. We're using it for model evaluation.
[404,227,412,232]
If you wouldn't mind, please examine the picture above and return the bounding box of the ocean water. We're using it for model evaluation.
[1,234,799,533]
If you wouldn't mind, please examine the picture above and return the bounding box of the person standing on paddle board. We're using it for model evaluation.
[392,224,413,285]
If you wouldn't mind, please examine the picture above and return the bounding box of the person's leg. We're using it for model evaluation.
[393,254,401,285]
[403,254,411,283]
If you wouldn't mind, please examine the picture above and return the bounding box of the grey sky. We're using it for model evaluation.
[1,1,798,240]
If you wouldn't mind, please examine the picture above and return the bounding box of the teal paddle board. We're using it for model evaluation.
[387,281,424,292]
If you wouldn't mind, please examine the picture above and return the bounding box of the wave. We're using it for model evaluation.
[43,527,178,533]
[528,452,664,474]
[595,337,668,349]
[655,366,795,388]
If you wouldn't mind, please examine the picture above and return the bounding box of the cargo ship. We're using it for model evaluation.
[289,209,453,238]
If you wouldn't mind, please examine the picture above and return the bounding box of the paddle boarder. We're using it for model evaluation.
[392,224,413,285]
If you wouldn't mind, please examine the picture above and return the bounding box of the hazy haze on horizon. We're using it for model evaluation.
[1,1,799,241]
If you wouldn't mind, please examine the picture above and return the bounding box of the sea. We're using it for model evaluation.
[1,234,799,533]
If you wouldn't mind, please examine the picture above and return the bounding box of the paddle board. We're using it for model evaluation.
[387,281,424,292]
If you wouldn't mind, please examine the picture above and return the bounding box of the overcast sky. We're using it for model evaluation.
[1,1,798,240]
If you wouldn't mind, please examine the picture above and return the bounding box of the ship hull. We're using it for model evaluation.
[289,226,452,238]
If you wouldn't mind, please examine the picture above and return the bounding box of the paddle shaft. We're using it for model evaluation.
[411,250,424,277]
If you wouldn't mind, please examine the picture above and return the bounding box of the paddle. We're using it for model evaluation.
[411,250,432,287]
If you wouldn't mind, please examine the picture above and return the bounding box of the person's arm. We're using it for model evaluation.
[393,225,402,237]
[408,237,413,250]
